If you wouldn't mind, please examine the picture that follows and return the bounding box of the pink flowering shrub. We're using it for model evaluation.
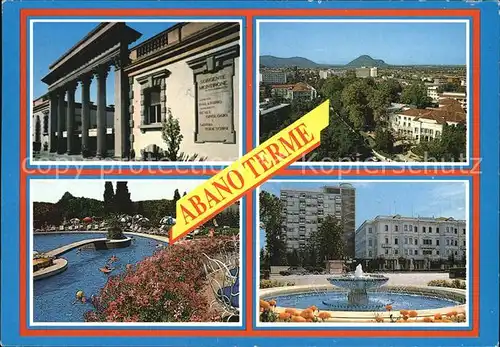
[84,237,236,322]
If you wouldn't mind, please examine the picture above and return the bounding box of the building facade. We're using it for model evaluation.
[34,21,240,161]
[389,98,466,143]
[260,70,287,84]
[271,82,317,101]
[355,215,466,270]
[355,67,371,78]
[280,184,356,257]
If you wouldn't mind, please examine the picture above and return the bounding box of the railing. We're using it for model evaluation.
[136,32,169,59]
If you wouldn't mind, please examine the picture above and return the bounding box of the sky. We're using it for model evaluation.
[31,179,204,203]
[259,181,467,249]
[32,21,177,104]
[259,22,467,65]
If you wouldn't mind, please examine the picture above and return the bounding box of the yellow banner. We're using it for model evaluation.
[169,100,330,243]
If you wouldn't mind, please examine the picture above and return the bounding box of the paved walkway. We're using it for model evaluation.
[45,237,107,257]
[271,272,451,287]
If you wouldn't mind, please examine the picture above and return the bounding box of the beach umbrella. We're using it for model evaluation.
[83,217,92,223]
[133,214,143,220]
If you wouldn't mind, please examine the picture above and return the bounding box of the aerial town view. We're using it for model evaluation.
[258,181,467,324]
[258,21,467,163]
[32,21,241,162]
[32,179,240,323]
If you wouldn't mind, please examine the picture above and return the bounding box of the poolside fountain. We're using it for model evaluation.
[324,264,389,310]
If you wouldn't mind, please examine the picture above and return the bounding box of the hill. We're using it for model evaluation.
[345,55,388,68]
[260,54,389,68]
[260,55,322,68]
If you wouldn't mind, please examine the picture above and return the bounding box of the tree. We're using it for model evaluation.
[173,189,181,203]
[114,182,133,215]
[378,79,402,103]
[103,181,115,215]
[414,123,466,162]
[308,215,345,262]
[400,83,433,109]
[161,108,183,161]
[260,191,286,266]
[374,126,395,154]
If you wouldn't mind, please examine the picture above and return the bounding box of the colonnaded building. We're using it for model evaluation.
[32,21,241,161]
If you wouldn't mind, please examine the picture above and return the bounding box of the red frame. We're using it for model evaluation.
[20,8,480,338]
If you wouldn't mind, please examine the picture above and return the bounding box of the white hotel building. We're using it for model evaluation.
[355,215,466,270]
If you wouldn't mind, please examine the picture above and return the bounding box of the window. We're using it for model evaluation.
[422,226,426,233]
[409,237,413,245]
[369,250,372,257]
[423,250,432,256]
[436,240,440,246]
[423,239,432,245]
[414,226,417,232]
[436,227,439,233]
[446,227,449,233]
[409,224,413,231]
[455,240,458,246]
[385,237,389,244]
[395,225,399,232]
[368,227,372,233]
[404,237,408,244]
[454,228,458,234]
[463,240,466,246]
[436,250,440,255]
[414,250,418,256]
[394,238,398,245]
[414,239,418,246]
[455,251,458,256]
[146,87,162,124]
[429,227,432,233]
[463,228,466,234]
[394,249,399,255]
[368,239,373,246]
[404,225,408,231]
[385,249,389,255]
[446,239,450,246]
[385,225,388,231]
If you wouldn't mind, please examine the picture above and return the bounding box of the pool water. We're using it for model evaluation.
[265,291,460,312]
[33,233,166,322]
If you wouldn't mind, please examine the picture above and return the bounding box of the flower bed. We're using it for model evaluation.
[428,279,466,290]
[260,280,295,289]
[84,237,237,322]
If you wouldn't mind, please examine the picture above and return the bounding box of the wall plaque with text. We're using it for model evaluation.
[188,46,238,144]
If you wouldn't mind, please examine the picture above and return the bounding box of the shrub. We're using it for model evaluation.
[260,280,295,289]
[85,237,236,322]
[427,279,466,290]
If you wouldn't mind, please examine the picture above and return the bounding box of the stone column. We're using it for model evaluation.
[80,75,92,156]
[95,66,109,158]
[66,82,77,154]
[113,53,130,160]
[48,92,58,152]
[57,89,66,154]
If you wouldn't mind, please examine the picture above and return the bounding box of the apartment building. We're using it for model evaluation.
[280,184,356,257]
[355,215,466,270]
[260,70,288,84]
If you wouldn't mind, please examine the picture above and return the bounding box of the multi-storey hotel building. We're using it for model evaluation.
[280,184,356,257]
[355,215,467,270]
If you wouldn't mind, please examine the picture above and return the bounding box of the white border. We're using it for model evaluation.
[255,179,470,328]
[29,19,244,166]
[256,19,471,167]
[29,178,244,327]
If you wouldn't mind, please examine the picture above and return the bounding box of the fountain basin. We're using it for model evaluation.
[327,275,389,290]
[260,284,466,322]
